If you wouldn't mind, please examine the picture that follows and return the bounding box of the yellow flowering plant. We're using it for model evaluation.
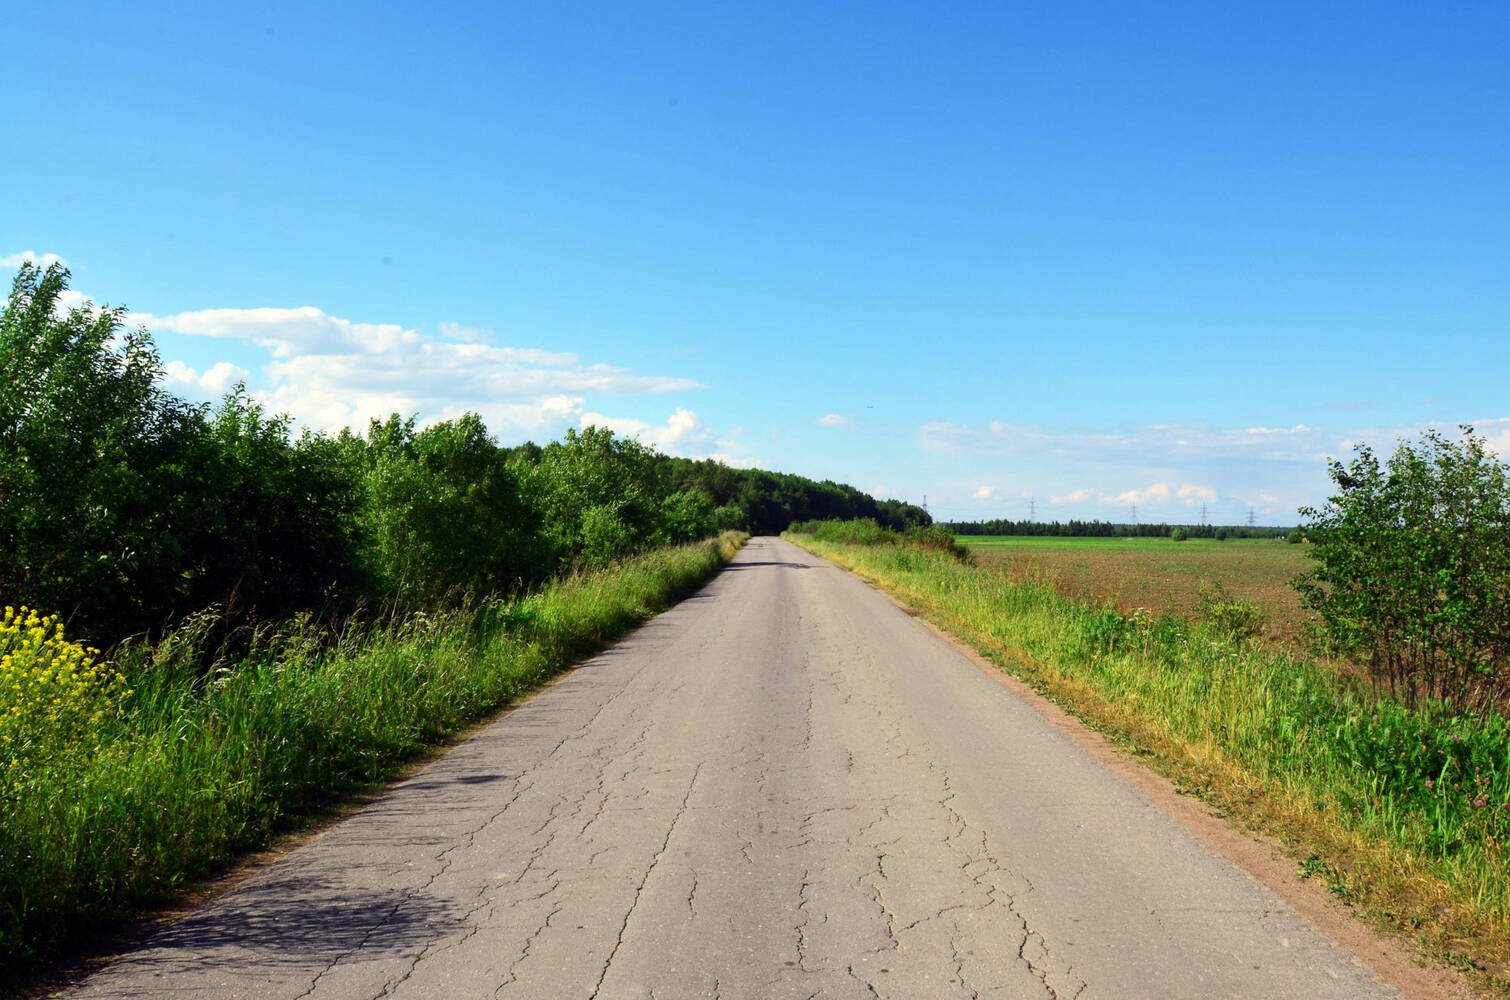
[0,605,127,776]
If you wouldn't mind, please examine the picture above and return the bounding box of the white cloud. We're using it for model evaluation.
[971,485,996,500]
[130,303,702,438]
[162,360,197,385]
[57,289,92,312]
[579,408,756,466]
[1176,484,1218,504]
[437,321,494,344]
[580,407,711,453]
[1243,424,1314,436]
[919,418,1510,523]
[1112,483,1174,505]
[819,413,855,428]
[201,361,251,393]
[1108,482,1218,507]
[1,250,68,269]
[916,419,977,453]
[162,360,253,396]
[1475,419,1510,458]
[918,419,1334,465]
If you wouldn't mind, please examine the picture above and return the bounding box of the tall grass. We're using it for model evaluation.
[788,533,1510,979]
[0,532,746,979]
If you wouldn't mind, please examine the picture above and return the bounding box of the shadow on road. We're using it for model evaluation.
[110,872,462,977]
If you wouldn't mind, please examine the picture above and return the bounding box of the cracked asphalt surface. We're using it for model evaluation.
[67,537,1398,999]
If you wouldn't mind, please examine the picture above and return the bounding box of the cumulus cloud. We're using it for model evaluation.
[130,303,702,437]
[1176,484,1218,504]
[1052,488,1094,504]
[580,407,710,452]
[971,485,996,500]
[579,408,756,466]
[162,360,252,395]
[1,250,68,269]
[819,413,855,428]
[1112,483,1174,505]
[1108,482,1218,507]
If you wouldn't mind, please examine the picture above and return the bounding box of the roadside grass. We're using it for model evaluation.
[788,533,1510,987]
[958,535,1315,645]
[0,531,746,982]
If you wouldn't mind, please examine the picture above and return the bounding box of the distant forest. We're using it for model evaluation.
[945,519,1291,540]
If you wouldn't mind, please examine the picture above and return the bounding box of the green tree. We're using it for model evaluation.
[353,413,546,607]
[0,262,201,639]
[529,426,665,564]
[176,389,365,623]
[654,489,716,546]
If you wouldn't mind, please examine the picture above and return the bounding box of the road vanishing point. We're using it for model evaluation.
[67,537,1400,999]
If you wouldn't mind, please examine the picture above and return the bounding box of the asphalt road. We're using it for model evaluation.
[68,537,1397,999]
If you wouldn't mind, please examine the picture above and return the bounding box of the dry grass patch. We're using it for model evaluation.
[961,536,1314,644]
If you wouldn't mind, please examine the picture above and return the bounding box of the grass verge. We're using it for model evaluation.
[1,531,746,983]
[786,532,1510,990]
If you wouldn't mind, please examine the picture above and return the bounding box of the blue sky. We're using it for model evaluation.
[5,1,1507,524]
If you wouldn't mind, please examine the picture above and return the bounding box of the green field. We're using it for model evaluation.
[958,535,1315,644]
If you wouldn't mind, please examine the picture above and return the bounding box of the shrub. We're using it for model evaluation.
[1195,583,1265,643]
[812,518,896,546]
[903,524,972,560]
[352,414,546,607]
[1295,426,1510,710]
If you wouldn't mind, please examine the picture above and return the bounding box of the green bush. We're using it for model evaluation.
[903,524,972,561]
[0,264,358,641]
[1195,583,1266,643]
[1296,426,1510,710]
[349,414,547,608]
[812,517,897,546]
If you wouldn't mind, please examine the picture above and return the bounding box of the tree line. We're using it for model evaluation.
[0,262,927,648]
[945,518,1290,540]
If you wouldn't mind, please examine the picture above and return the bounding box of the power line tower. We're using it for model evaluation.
[1199,504,1208,527]
[1131,503,1138,527]
[1246,507,1256,528]
[1028,497,1038,521]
